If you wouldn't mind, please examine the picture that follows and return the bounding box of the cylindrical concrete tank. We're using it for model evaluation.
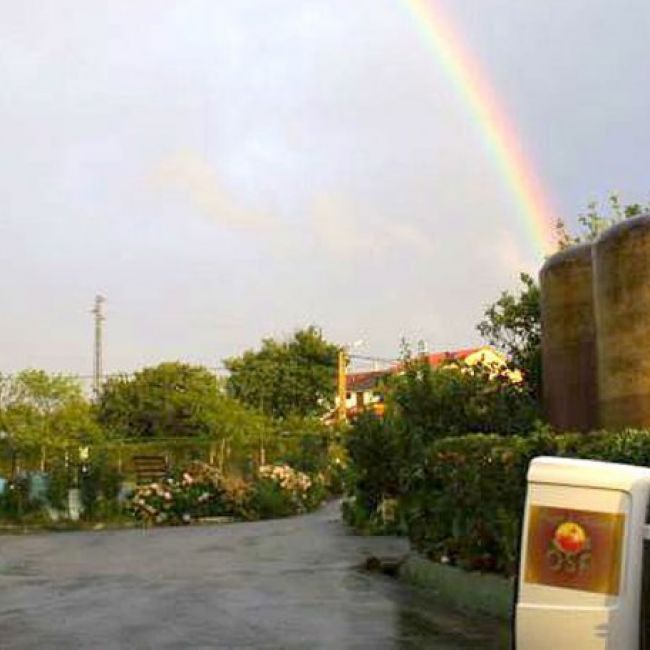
[540,243,597,431]
[594,214,650,430]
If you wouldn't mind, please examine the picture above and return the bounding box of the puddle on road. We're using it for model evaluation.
[394,605,508,649]
[357,563,509,649]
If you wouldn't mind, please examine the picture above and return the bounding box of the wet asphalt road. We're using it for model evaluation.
[0,503,507,649]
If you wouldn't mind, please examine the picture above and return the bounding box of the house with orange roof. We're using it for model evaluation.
[335,345,516,421]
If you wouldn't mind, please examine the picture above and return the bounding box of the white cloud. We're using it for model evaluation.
[309,194,437,258]
[150,150,274,232]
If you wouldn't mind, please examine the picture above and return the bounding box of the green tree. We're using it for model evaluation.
[345,411,403,515]
[0,370,99,451]
[389,353,539,440]
[556,193,650,249]
[477,273,541,399]
[97,362,262,439]
[224,326,339,419]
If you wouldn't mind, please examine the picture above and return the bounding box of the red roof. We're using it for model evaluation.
[423,347,483,367]
[346,347,486,390]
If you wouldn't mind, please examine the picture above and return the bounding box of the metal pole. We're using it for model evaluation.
[338,348,348,423]
[91,295,105,396]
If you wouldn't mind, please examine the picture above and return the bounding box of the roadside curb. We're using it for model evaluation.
[398,553,514,620]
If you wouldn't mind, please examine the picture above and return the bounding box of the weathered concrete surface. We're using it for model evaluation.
[0,503,507,649]
[595,214,650,429]
[540,243,597,432]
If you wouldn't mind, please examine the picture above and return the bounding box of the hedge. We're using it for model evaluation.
[404,429,650,577]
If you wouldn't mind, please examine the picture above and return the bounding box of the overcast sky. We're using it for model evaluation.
[1,0,649,375]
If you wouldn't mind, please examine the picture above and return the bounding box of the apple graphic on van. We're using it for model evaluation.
[553,521,588,555]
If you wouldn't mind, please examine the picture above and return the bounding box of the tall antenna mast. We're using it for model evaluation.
[92,295,106,396]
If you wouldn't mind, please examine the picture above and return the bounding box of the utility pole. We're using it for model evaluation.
[92,295,105,396]
[337,339,365,423]
[337,348,348,423]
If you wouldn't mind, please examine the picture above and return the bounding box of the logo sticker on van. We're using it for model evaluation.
[525,505,625,595]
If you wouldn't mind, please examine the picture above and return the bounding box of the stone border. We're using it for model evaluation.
[398,553,514,620]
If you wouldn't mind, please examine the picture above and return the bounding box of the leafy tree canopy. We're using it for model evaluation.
[388,353,539,441]
[345,411,403,513]
[97,362,265,439]
[477,273,541,399]
[0,370,99,450]
[224,326,339,419]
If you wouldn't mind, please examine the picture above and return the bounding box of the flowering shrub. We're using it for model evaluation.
[259,465,323,513]
[259,464,311,494]
[127,461,324,525]
[128,461,241,525]
[221,475,253,518]
[244,465,324,519]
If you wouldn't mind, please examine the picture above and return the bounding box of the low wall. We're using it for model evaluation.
[398,553,514,621]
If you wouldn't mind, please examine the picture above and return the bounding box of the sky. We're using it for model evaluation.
[1,0,649,375]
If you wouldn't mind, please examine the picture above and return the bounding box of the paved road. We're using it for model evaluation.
[0,503,507,649]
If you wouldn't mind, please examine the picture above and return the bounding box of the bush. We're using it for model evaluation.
[343,412,404,520]
[343,419,650,574]
[0,441,331,526]
[406,429,650,576]
[406,433,534,575]
[0,455,127,524]
[128,462,239,525]
[127,461,324,525]
[389,355,540,440]
[0,474,46,522]
[341,495,406,536]
[254,464,323,516]
[45,461,72,511]
[280,430,329,475]
[80,455,124,520]
[247,478,296,519]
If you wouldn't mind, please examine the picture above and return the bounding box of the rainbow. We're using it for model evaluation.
[405,0,557,256]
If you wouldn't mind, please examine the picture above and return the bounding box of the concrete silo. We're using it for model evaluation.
[594,214,650,429]
[540,243,597,431]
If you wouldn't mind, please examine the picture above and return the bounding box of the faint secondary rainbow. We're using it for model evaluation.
[405,0,557,256]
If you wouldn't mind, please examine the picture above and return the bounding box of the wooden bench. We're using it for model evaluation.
[132,455,168,485]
